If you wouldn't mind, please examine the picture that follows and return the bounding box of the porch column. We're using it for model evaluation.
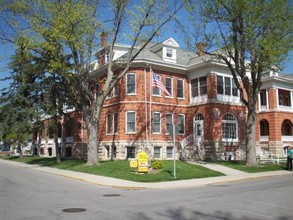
[266,89,269,110]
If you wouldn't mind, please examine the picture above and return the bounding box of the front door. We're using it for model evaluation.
[193,114,204,140]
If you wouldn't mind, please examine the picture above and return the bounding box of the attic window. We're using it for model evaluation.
[163,47,176,62]
[166,49,173,58]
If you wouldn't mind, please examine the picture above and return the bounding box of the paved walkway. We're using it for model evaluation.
[1,159,291,189]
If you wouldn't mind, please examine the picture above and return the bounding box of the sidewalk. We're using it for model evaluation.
[1,159,291,189]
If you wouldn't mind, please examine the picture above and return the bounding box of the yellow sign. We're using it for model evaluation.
[137,151,149,173]
[129,160,138,168]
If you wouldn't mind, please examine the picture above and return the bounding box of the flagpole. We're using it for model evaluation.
[149,66,152,144]
[144,66,149,147]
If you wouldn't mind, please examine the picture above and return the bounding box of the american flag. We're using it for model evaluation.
[152,72,171,96]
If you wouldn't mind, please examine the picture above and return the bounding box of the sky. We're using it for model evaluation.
[1,1,293,91]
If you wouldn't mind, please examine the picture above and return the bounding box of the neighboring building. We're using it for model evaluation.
[31,36,293,161]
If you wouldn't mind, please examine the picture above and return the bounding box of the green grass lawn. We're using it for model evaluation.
[1,156,224,182]
[214,160,286,173]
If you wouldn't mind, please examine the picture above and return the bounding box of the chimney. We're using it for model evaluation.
[196,42,205,56]
[100,31,108,48]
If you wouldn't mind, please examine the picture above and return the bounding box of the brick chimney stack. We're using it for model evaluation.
[196,42,205,56]
[100,31,108,48]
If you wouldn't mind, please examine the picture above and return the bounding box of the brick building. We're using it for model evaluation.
[31,37,293,161]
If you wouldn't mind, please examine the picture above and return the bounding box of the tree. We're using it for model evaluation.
[0,41,37,158]
[1,0,184,165]
[187,0,293,166]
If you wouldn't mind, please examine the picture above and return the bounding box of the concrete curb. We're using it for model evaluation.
[1,159,291,190]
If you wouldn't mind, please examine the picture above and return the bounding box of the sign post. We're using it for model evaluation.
[170,124,178,179]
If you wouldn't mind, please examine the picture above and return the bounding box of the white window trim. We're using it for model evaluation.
[126,73,136,95]
[153,75,162,96]
[178,114,185,135]
[221,113,239,142]
[165,77,173,97]
[177,78,184,99]
[162,47,177,62]
[165,113,173,134]
[106,113,112,135]
[166,146,174,159]
[113,112,118,134]
[153,112,161,134]
[153,146,162,159]
[125,111,136,134]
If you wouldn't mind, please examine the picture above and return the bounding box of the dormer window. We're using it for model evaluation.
[166,49,173,58]
[163,47,176,62]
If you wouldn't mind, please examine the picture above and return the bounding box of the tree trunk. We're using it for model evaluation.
[245,108,258,167]
[54,133,61,163]
[84,116,99,166]
[17,142,23,159]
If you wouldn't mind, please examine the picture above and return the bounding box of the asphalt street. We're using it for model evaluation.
[1,160,293,220]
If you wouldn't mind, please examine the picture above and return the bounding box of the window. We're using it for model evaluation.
[126,73,136,94]
[126,112,136,133]
[232,80,238,96]
[260,90,267,105]
[178,114,185,134]
[191,77,207,97]
[166,113,173,134]
[113,83,118,97]
[106,114,112,134]
[217,76,238,97]
[217,76,224,94]
[224,77,231,95]
[165,77,172,96]
[222,113,238,140]
[113,113,118,134]
[166,48,173,58]
[106,83,118,99]
[154,147,161,158]
[126,146,136,159]
[167,146,173,159]
[153,75,160,95]
[191,79,199,97]
[281,120,292,135]
[177,79,184,98]
[153,112,161,133]
[260,120,269,136]
[163,47,177,61]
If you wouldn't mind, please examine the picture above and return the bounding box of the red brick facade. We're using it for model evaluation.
[31,38,293,161]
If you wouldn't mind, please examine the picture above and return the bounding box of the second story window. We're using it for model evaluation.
[217,76,238,97]
[153,75,161,95]
[126,73,136,95]
[177,79,184,98]
[165,77,173,97]
[191,76,207,97]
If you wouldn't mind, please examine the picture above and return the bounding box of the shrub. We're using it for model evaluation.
[151,160,163,169]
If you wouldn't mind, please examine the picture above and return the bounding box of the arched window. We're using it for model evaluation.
[260,120,269,136]
[281,120,292,136]
[222,113,238,140]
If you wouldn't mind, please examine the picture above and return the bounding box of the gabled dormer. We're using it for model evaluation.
[151,37,179,63]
